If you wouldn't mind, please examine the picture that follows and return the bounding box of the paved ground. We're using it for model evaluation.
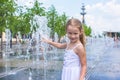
[87,40,120,80]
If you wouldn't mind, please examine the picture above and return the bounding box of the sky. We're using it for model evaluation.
[16,0,120,35]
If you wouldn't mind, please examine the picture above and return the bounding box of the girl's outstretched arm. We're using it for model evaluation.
[42,38,67,49]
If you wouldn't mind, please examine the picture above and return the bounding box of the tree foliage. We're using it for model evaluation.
[54,13,68,39]
[46,5,58,37]
[26,0,46,33]
[83,24,92,36]
[46,5,68,40]
[0,0,17,49]
[0,0,16,32]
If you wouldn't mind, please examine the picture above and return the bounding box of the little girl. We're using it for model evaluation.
[42,18,87,80]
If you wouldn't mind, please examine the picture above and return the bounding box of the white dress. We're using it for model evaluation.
[61,44,82,80]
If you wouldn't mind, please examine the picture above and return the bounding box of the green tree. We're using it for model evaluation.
[26,0,46,32]
[30,0,45,16]
[14,0,46,38]
[46,5,58,40]
[83,24,92,36]
[0,0,17,49]
[54,13,68,42]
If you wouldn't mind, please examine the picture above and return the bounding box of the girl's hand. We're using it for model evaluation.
[41,37,52,44]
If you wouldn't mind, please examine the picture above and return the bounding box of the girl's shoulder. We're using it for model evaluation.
[74,43,85,54]
[74,43,83,49]
[77,43,84,50]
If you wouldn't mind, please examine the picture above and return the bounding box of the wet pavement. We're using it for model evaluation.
[86,38,120,80]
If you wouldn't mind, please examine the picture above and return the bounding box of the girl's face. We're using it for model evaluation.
[66,25,81,43]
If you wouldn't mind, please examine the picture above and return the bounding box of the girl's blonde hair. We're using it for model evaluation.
[66,18,86,47]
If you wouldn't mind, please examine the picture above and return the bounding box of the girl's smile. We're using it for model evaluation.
[67,25,81,43]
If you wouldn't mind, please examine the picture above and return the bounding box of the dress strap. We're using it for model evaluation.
[72,44,81,50]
